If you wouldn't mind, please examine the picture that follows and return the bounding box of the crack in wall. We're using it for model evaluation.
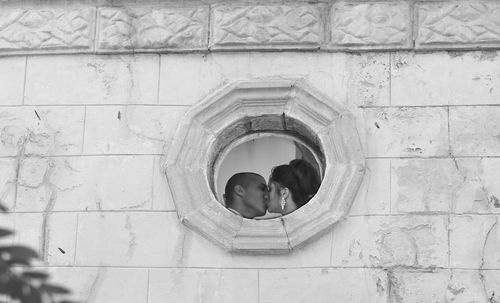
[445,270,465,301]
[120,198,150,210]
[94,197,105,218]
[123,59,136,104]
[476,158,499,210]
[17,156,84,261]
[11,132,28,211]
[85,267,107,303]
[174,230,188,266]
[39,158,56,262]
[479,218,498,301]
[0,157,18,209]
[118,108,167,150]
[124,214,137,258]
[13,153,58,261]
[386,269,404,303]
[490,291,498,303]
[40,188,56,262]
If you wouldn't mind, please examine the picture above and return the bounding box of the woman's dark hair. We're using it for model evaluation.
[270,159,321,208]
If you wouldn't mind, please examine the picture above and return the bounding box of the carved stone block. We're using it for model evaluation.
[318,116,364,165]
[190,80,293,135]
[97,7,209,52]
[182,200,243,250]
[349,159,391,216]
[165,167,214,217]
[328,2,411,50]
[210,5,321,50]
[0,8,95,54]
[287,82,341,134]
[164,119,215,170]
[281,201,336,248]
[416,1,500,49]
[232,219,289,253]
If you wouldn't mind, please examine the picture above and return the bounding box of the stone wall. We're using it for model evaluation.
[1,1,500,303]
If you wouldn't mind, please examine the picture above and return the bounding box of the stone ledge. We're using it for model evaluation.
[209,4,322,50]
[327,1,412,51]
[415,1,500,50]
[0,8,96,55]
[96,6,209,53]
[1,0,500,56]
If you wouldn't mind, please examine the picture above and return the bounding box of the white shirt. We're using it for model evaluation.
[227,207,242,217]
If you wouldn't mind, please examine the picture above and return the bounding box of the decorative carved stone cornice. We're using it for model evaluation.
[0,0,499,56]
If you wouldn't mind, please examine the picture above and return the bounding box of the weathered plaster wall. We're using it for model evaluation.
[1,49,499,303]
[1,1,500,303]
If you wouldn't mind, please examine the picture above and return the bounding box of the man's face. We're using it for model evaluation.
[242,175,269,217]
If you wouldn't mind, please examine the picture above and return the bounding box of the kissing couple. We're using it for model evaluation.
[223,159,320,219]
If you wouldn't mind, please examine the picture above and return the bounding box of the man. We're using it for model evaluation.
[223,172,269,219]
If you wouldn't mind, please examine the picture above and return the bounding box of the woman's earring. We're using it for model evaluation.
[280,196,286,210]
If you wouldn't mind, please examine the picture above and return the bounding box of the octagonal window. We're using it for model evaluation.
[163,78,365,253]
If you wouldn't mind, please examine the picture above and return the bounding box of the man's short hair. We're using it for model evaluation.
[224,172,262,208]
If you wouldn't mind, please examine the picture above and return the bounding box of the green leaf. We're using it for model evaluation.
[7,257,31,266]
[22,285,43,303]
[0,278,24,298]
[21,271,49,281]
[0,229,13,238]
[40,284,71,295]
[0,258,9,269]
[0,246,39,261]
[0,204,8,213]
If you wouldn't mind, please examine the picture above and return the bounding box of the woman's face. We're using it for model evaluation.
[267,180,282,214]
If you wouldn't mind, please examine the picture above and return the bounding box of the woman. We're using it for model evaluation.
[267,159,321,215]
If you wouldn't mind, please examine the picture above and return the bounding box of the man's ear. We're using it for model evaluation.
[234,185,245,197]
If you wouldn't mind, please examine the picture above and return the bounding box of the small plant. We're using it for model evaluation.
[0,204,75,303]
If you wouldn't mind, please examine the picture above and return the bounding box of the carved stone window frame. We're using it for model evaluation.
[162,78,365,254]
